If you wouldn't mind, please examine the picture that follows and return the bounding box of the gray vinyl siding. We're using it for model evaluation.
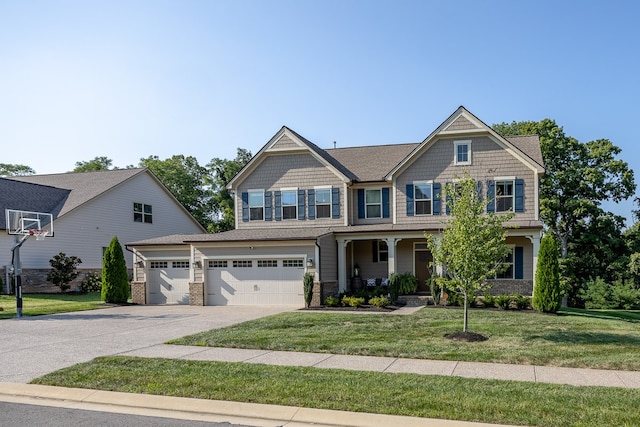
[0,172,203,270]
[350,186,394,226]
[352,240,388,280]
[396,136,538,226]
[318,233,337,281]
[236,153,345,229]
[396,239,418,274]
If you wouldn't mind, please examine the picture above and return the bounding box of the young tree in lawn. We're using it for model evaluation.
[47,252,82,292]
[532,233,562,313]
[425,174,513,334]
[101,236,130,303]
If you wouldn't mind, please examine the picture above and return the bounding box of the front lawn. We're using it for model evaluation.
[32,356,640,427]
[0,292,106,319]
[169,307,640,370]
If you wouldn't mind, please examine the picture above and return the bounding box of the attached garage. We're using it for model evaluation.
[147,260,191,304]
[206,258,305,306]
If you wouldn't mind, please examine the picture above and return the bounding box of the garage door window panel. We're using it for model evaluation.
[233,260,253,268]
[209,260,228,268]
[258,260,278,267]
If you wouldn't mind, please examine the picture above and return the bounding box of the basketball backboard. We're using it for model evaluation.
[5,209,54,238]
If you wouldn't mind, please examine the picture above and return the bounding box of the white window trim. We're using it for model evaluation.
[247,189,265,222]
[365,188,383,219]
[413,180,433,216]
[314,186,332,219]
[494,177,516,213]
[454,140,472,166]
[280,187,298,221]
[495,244,516,279]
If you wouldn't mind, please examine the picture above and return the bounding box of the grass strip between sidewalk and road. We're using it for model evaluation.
[32,356,640,427]
[0,292,105,319]
[168,307,640,370]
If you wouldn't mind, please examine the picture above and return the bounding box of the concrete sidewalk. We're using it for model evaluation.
[119,344,640,389]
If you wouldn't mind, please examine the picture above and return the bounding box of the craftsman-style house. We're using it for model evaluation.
[129,106,544,306]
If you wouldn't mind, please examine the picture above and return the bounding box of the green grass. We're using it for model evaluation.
[32,356,640,427]
[169,307,640,370]
[0,292,106,319]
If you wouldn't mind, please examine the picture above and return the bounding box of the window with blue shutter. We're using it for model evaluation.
[307,189,315,220]
[241,192,249,222]
[274,191,282,221]
[331,187,340,219]
[515,179,524,213]
[433,183,441,215]
[298,189,306,220]
[264,191,272,221]
[406,184,414,216]
[382,188,390,218]
[357,189,365,219]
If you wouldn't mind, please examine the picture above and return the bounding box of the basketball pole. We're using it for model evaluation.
[11,234,31,318]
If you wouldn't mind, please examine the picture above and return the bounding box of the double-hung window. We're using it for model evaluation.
[315,187,332,219]
[134,203,152,223]
[495,179,514,212]
[496,247,515,279]
[281,189,297,220]
[454,140,472,166]
[249,190,264,221]
[414,181,433,215]
[365,189,382,218]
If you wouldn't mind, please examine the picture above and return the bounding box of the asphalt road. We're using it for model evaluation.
[0,401,258,427]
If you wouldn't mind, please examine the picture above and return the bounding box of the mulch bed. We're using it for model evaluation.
[444,331,489,342]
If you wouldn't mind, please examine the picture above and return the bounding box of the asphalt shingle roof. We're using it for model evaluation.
[0,179,70,230]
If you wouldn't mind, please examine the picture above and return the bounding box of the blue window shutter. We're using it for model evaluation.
[298,189,306,220]
[433,183,442,215]
[307,189,315,220]
[264,191,272,221]
[241,192,249,222]
[357,189,365,219]
[515,247,524,279]
[274,191,282,221]
[382,188,390,218]
[445,183,453,215]
[331,187,340,219]
[406,184,414,216]
[515,179,524,212]
[486,180,495,213]
[372,240,378,263]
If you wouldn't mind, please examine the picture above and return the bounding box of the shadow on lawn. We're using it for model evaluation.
[526,330,640,346]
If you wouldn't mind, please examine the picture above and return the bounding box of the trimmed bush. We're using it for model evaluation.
[342,296,365,307]
[80,272,102,293]
[369,295,390,308]
[303,272,314,308]
[101,236,130,303]
[324,295,340,307]
[47,252,82,292]
[532,233,561,313]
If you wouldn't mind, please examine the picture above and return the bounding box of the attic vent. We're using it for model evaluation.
[333,141,336,149]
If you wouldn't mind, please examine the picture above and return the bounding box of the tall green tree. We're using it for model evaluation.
[0,163,35,176]
[532,234,561,313]
[425,174,513,333]
[139,155,211,229]
[73,156,115,172]
[101,236,129,303]
[206,148,252,232]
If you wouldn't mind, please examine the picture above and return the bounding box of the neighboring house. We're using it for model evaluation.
[129,106,544,307]
[1,169,206,293]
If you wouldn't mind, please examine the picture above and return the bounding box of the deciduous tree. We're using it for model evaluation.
[73,156,115,172]
[0,163,35,176]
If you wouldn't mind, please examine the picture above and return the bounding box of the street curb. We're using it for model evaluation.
[0,383,516,427]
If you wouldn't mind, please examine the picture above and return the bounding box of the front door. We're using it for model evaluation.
[414,243,432,292]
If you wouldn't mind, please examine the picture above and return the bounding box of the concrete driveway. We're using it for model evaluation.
[0,305,295,383]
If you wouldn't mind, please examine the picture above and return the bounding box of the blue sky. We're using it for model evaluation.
[1,1,639,223]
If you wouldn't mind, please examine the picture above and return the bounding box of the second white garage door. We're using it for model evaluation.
[206,259,305,306]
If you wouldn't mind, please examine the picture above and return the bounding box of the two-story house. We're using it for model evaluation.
[128,106,544,306]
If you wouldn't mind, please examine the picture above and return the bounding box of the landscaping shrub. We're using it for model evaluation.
[47,252,82,292]
[342,296,365,307]
[429,275,442,305]
[482,293,496,308]
[80,272,102,293]
[494,295,512,310]
[611,280,640,309]
[397,272,418,295]
[303,272,314,308]
[101,236,130,303]
[513,294,531,310]
[532,233,561,313]
[579,278,616,309]
[324,295,340,307]
[369,295,390,308]
[388,273,400,302]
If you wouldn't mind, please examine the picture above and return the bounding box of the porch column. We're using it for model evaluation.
[384,237,400,279]
[337,238,350,293]
[527,231,542,292]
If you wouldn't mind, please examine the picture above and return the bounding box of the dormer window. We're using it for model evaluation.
[365,189,382,218]
[454,140,472,166]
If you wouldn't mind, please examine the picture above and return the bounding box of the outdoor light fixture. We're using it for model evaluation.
[306,258,314,268]
[192,260,202,269]
[135,260,145,268]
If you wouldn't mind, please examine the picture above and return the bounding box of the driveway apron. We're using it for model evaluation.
[0,305,295,383]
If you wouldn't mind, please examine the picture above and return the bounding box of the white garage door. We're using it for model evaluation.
[148,260,190,304]
[206,259,305,306]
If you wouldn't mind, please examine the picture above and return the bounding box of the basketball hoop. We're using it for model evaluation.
[29,229,49,240]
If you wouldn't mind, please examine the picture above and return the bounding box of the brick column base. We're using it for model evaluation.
[311,280,339,307]
[131,281,146,305]
[189,282,204,306]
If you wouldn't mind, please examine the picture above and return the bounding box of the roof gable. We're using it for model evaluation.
[386,106,545,179]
